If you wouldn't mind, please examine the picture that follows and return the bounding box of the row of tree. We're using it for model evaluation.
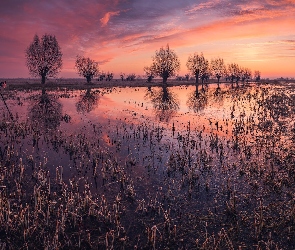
[25,34,260,85]
[144,45,261,86]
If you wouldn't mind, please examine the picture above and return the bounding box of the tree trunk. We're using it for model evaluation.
[41,74,46,84]
[86,75,91,84]
[195,73,199,84]
[231,75,234,83]
[162,85,168,103]
[163,76,168,84]
[217,76,220,88]
[195,84,199,96]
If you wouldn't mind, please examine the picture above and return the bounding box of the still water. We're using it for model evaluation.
[1,82,295,247]
[1,83,293,194]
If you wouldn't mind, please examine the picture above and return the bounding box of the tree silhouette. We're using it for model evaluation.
[106,72,114,81]
[76,89,100,113]
[146,85,180,122]
[227,63,240,87]
[25,34,62,84]
[186,53,209,85]
[240,67,252,85]
[211,58,226,87]
[120,73,125,81]
[254,71,261,82]
[126,73,136,81]
[143,66,155,82]
[98,72,106,81]
[75,56,99,83]
[187,85,208,112]
[29,89,63,131]
[185,74,190,81]
[145,45,180,84]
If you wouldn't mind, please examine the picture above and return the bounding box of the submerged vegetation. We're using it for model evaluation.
[0,81,295,249]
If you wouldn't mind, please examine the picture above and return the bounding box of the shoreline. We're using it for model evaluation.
[1,78,294,91]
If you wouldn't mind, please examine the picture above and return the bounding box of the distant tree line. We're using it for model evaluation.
[25,34,261,85]
[145,44,261,86]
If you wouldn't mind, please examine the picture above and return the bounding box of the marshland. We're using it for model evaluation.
[0,79,295,249]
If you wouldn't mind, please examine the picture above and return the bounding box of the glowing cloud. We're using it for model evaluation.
[186,0,220,13]
[100,11,120,26]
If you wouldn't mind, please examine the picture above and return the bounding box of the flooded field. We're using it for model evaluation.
[0,82,295,249]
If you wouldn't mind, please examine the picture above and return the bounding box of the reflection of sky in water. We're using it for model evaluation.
[0,84,287,138]
[1,83,294,188]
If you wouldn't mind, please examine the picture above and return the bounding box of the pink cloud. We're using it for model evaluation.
[100,11,120,26]
[265,0,295,5]
[186,0,220,13]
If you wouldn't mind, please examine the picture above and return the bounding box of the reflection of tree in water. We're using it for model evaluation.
[212,87,225,106]
[76,89,100,113]
[226,85,248,103]
[144,86,154,100]
[146,85,180,122]
[29,89,63,131]
[187,84,208,112]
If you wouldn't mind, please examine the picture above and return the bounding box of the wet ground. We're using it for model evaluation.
[0,82,295,249]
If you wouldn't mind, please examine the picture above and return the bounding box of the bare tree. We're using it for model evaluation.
[211,58,226,87]
[240,67,252,85]
[98,72,106,81]
[185,74,190,81]
[224,67,230,82]
[106,72,113,81]
[75,56,99,83]
[120,73,125,81]
[186,53,209,85]
[145,44,180,84]
[144,66,155,82]
[126,73,136,81]
[227,63,240,86]
[25,34,62,84]
[254,70,261,82]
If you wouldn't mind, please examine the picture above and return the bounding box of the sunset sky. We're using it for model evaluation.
[0,0,294,79]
